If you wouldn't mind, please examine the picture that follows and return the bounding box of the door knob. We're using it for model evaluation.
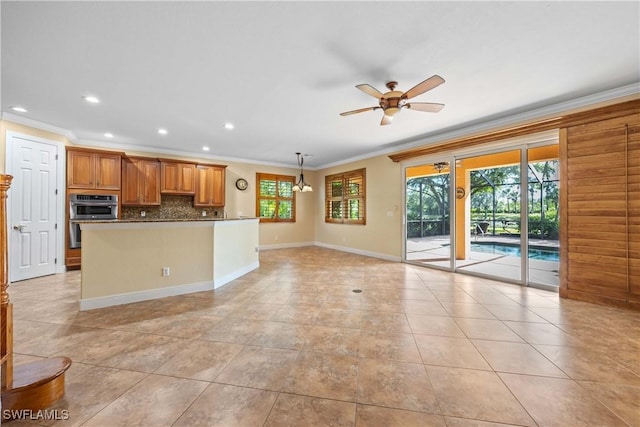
[13,225,26,232]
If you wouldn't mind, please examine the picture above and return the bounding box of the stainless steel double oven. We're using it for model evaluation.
[69,194,118,248]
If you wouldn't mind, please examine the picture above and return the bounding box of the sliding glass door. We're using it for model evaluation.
[527,146,560,287]
[454,150,522,282]
[405,161,452,269]
[404,142,560,289]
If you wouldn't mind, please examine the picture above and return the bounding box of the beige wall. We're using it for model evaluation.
[81,222,214,299]
[315,155,403,259]
[213,219,259,285]
[81,219,260,304]
[225,162,316,247]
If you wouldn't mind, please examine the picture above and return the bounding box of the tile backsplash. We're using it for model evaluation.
[121,195,224,220]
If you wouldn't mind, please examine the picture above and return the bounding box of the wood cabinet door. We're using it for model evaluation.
[161,162,179,193]
[95,154,121,190]
[67,151,95,188]
[141,160,161,205]
[194,165,225,206]
[194,166,211,206]
[121,159,141,205]
[210,167,225,206]
[161,162,195,194]
[179,163,196,194]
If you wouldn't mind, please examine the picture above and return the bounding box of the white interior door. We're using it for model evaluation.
[9,135,58,281]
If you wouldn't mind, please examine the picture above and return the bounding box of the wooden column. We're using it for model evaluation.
[1,174,13,389]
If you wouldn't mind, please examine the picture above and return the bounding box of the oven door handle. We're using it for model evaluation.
[70,202,117,206]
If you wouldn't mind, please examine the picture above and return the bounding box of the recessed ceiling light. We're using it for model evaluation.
[10,106,28,113]
[224,123,234,130]
[157,128,168,135]
[82,95,100,104]
[104,133,114,138]
[202,146,210,151]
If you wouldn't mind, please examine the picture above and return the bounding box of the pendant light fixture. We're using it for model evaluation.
[433,161,449,173]
[293,152,313,192]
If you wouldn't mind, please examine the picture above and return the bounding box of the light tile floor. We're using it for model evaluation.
[5,247,640,426]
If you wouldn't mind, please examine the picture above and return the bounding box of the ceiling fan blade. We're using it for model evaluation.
[380,115,393,126]
[402,75,445,100]
[356,84,384,99]
[340,106,378,116]
[405,102,445,113]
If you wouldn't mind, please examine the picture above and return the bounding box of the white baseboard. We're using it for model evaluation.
[213,261,260,289]
[71,244,399,309]
[79,280,214,311]
[313,241,402,262]
[259,242,314,251]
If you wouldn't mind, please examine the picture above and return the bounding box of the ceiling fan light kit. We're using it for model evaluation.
[340,75,445,126]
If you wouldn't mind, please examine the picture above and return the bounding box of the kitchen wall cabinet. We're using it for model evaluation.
[161,161,196,194]
[122,157,161,206]
[67,148,122,190]
[194,165,226,207]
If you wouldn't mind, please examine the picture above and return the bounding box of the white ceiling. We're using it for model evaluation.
[2,1,639,168]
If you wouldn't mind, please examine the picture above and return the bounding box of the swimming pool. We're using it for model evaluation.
[471,242,559,262]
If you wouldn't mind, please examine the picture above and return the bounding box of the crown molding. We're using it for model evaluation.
[389,97,640,163]
[320,82,640,169]
[74,139,301,170]
[0,112,77,142]
[402,83,639,150]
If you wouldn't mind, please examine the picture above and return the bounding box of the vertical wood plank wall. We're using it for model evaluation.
[560,113,640,308]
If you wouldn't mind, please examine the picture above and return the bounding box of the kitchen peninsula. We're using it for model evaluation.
[78,217,259,311]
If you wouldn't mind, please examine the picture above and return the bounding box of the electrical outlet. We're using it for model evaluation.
[141,211,146,217]
[162,267,170,276]
[202,210,207,217]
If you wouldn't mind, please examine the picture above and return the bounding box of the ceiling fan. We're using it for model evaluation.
[340,75,445,126]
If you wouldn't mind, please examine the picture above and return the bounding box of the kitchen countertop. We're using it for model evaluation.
[72,217,257,224]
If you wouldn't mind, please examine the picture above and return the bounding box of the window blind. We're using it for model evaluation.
[256,173,295,222]
[325,168,366,225]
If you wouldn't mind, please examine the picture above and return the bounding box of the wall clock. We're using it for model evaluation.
[456,187,465,199]
[235,178,248,191]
